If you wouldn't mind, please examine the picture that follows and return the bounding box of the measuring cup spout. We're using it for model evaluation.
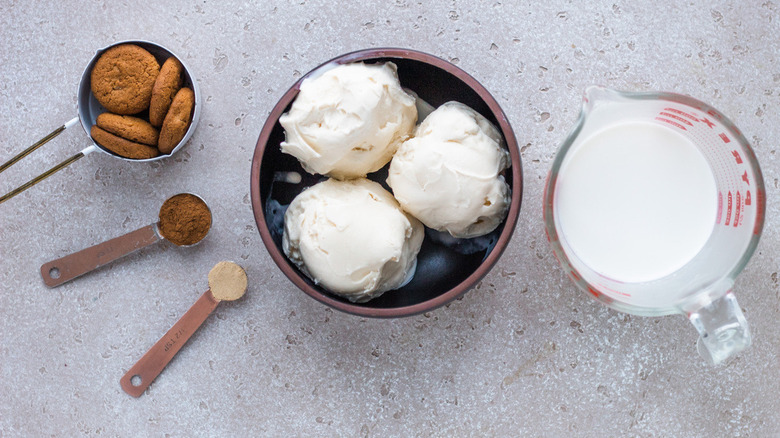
[581,86,630,114]
[686,292,751,365]
[566,86,633,142]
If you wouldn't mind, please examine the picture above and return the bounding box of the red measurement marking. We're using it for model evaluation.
[659,112,693,126]
[701,117,715,128]
[596,283,631,297]
[742,171,750,185]
[734,191,742,227]
[655,117,687,131]
[745,190,751,206]
[731,150,743,164]
[716,192,723,224]
[725,191,733,226]
[719,133,731,143]
[754,189,765,235]
[663,107,699,122]
[570,270,581,282]
[587,286,600,298]
[707,109,723,120]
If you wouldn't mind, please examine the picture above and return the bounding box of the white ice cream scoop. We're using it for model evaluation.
[283,178,424,302]
[387,101,511,238]
[279,62,417,180]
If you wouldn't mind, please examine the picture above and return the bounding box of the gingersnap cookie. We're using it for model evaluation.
[90,44,160,115]
[158,87,195,154]
[96,113,159,146]
[91,125,160,159]
[149,57,184,127]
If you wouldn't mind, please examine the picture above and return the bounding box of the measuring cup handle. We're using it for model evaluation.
[687,291,751,365]
[0,117,79,175]
[0,148,88,205]
[40,223,160,287]
[120,290,220,397]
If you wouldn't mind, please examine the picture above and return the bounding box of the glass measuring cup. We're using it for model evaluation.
[544,86,766,365]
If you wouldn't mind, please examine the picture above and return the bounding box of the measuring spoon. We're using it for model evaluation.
[40,193,210,288]
[120,261,248,397]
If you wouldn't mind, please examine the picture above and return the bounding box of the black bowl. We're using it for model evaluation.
[250,48,523,318]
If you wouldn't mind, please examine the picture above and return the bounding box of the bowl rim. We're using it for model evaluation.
[249,47,523,318]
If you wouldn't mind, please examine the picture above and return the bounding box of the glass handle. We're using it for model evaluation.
[687,292,751,365]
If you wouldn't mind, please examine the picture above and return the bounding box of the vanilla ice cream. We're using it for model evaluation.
[279,62,417,179]
[282,178,424,302]
[387,101,511,238]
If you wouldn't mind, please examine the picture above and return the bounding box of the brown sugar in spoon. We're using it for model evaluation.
[40,193,210,287]
[120,261,247,397]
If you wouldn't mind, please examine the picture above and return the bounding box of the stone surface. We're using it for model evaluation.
[1,1,779,436]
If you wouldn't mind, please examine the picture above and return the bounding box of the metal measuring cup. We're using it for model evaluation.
[0,40,202,204]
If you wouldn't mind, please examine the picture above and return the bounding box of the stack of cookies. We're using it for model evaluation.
[89,44,195,159]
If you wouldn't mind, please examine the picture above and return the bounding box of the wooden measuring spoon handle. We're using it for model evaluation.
[120,290,219,398]
[40,224,160,287]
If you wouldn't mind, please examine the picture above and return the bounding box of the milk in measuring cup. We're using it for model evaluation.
[555,121,718,283]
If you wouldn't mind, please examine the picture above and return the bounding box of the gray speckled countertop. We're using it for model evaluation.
[2,1,779,436]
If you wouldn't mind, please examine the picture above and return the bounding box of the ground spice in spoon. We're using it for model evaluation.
[157,193,211,246]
